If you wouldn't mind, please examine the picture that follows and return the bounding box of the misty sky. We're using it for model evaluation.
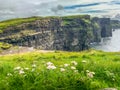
[0,0,120,21]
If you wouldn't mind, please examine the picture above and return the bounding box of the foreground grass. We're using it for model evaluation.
[0,50,120,90]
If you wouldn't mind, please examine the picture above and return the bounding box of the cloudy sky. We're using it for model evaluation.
[0,0,120,21]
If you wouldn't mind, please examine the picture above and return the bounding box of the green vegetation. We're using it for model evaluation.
[82,19,91,24]
[62,15,90,19]
[111,20,120,29]
[0,50,120,90]
[62,15,91,26]
[93,22,100,29]
[0,17,41,33]
[0,30,36,40]
[0,15,91,34]
[0,42,12,51]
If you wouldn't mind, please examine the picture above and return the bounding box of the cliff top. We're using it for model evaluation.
[0,15,90,34]
[0,16,41,33]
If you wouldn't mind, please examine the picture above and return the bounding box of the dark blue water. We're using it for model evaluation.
[91,29,120,52]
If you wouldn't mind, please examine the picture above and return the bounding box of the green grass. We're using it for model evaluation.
[0,15,88,32]
[62,15,90,19]
[0,42,12,52]
[0,30,36,40]
[0,49,120,90]
[0,15,91,34]
[0,16,41,33]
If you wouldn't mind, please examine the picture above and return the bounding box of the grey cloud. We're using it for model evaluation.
[51,5,64,15]
[0,0,119,21]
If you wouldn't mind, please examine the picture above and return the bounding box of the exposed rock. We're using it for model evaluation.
[99,18,112,37]
[0,15,112,51]
[111,20,120,29]
[91,17,101,42]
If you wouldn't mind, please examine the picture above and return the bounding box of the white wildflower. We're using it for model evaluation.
[24,68,29,70]
[64,64,69,67]
[71,61,78,66]
[14,66,21,70]
[46,62,54,66]
[19,70,25,74]
[91,72,95,75]
[71,66,76,70]
[82,60,87,63]
[46,62,56,70]
[87,71,95,78]
[47,65,56,70]
[86,70,90,73]
[7,73,12,76]
[74,70,78,73]
[51,66,56,69]
[31,68,35,72]
[60,68,65,72]
[32,64,36,68]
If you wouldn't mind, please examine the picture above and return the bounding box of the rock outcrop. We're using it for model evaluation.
[111,20,120,29]
[0,15,112,51]
[100,18,112,37]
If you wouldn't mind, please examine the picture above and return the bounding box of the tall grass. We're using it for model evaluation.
[0,50,120,90]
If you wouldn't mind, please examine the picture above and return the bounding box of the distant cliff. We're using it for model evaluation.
[111,20,120,29]
[0,15,112,51]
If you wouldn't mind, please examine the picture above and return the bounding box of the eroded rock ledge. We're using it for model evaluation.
[0,15,112,51]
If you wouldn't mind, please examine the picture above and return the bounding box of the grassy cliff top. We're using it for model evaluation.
[0,17,41,33]
[0,15,90,33]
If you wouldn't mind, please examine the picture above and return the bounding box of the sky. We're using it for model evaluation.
[0,0,120,21]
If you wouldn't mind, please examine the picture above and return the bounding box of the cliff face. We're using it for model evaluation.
[100,18,112,37]
[0,15,112,51]
[91,17,101,42]
[111,20,120,29]
[91,17,112,42]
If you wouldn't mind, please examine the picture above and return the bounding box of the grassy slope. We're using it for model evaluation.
[0,17,41,33]
[0,50,120,90]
